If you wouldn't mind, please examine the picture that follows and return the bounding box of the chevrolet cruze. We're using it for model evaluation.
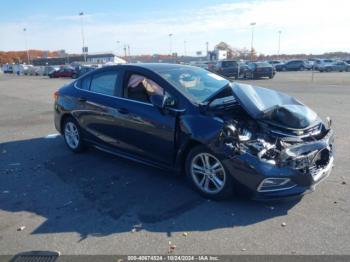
[54,64,334,200]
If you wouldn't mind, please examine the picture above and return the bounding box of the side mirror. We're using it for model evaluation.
[150,94,176,109]
[150,94,184,115]
[150,94,165,109]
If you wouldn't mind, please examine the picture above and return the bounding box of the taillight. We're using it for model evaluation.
[54,91,59,101]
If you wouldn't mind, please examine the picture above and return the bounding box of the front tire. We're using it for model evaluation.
[63,117,86,153]
[185,145,233,200]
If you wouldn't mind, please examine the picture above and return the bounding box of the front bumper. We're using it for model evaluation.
[223,129,335,200]
[252,156,333,200]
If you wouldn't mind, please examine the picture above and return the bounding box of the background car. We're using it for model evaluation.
[49,67,77,78]
[281,60,312,71]
[243,62,275,79]
[274,62,285,71]
[268,60,285,71]
[74,66,96,78]
[318,61,350,72]
[313,59,334,70]
[213,60,241,79]
[267,60,283,66]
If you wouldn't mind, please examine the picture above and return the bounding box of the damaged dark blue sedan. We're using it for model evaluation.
[54,63,334,200]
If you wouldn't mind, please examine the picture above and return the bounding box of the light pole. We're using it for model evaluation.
[277,30,282,56]
[250,22,256,61]
[23,28,30,64]
[123,44,127,59]
[168,33,173,57]
[79,12,86,63]
[116,41,120,56]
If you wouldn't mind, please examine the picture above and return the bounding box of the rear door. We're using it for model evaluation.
[74,68,124,147]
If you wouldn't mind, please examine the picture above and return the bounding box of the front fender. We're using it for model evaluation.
[179,114,225,144]
[174,114,226,169]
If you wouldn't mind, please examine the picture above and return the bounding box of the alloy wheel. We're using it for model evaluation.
[190,153,226,194]
[64,122,80,149]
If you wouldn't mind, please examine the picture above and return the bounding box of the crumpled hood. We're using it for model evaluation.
[232,83,319,129]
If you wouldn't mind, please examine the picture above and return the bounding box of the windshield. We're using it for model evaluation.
[155,66,229,102]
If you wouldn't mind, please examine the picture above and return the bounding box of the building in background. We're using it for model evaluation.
[32,52,125,66]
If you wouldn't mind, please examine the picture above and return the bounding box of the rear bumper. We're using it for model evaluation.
[54,102,63,134]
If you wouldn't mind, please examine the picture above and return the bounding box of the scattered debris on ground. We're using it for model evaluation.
[281,222,287,227]
[17,226,26,231]
[182,232,188,237]
[168,241,176,253]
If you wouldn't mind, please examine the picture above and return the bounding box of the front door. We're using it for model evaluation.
[110,71,177,165]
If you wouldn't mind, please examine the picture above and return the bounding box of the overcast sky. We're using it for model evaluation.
[1,0,349,56]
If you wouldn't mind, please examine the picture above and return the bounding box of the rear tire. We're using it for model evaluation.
[62,116,86,153]
[185,145,234,200]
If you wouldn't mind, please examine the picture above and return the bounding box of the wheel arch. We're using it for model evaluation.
[175,139,203,174]
[175,115,225,172]
[59,113,76,134]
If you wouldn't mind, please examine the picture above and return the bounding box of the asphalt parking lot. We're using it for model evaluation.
[0,71,349,255]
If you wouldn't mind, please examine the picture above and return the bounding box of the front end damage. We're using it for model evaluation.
[219,118,334,199]
[194,82,335,199]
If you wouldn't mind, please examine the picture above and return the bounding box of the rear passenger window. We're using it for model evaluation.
[90,71,118,96]
[80,75,91,90]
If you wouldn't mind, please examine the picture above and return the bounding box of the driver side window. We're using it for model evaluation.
[125,73,164,103]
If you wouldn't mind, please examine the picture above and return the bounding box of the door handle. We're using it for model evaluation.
[78,97,87,102]
[118,108,129,114]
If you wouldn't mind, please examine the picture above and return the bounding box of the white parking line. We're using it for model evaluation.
[45,133,60,139]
